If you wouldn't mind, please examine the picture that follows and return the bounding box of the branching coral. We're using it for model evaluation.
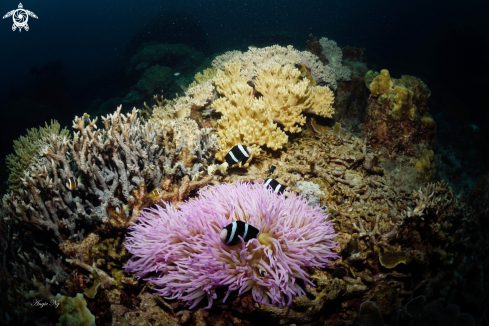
[3,105,217,244]
[124,182,338,309]
[1,103,218,316]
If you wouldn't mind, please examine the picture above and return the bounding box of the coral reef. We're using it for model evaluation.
[294,180,325,206]
[319,37,352,82]
[55,293,96,326]
[124,42,207,103]
[0,100,218,324]
[211,51,335,160]
[1,42,488,326]
[361,69,435,160]
[306,34,328,64]
[124,182,338,309]
[5,120,70,192]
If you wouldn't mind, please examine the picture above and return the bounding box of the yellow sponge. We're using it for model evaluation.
[369,69,392,97]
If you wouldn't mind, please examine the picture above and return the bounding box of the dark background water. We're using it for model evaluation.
[0,0,488,188]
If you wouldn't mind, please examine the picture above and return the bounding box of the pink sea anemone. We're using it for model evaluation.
[123,182,338,309]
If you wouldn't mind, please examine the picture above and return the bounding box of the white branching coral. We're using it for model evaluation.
[3,105,218,246]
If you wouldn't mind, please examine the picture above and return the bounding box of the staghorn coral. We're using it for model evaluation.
[2,42,488,326]
[3,105,216,238]
[124,182,338,309]
[1,102,218,324]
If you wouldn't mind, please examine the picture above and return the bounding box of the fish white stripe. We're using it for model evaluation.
[228,151,239,163]
[243,223,248,241]
[237,145,249,158]
[227,221,237,244]
[264,179,272,187]
[274,184,282,193]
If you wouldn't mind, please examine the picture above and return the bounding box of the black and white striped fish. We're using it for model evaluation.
[220,221,259,246]
[224,145,252,167]
[264,178,286,195]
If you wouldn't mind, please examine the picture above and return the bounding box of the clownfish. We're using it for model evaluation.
[264,178,286,195]
[257,267,268,277]
[220,221,259,246]
[224,145,252,167]
[115,203,132,215]
[208,145,253,175]
[148,188,162,201]
[65,176,82,191]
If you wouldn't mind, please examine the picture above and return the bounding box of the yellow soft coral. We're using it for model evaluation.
[212,61,335,161]
[213,92,288,160]
[254,64,308,133]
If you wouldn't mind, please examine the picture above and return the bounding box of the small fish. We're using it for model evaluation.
[201,108,215,116]
[224,145,252,167]
[220,221,259,246]
[180,84,188,92]
[148,188,162,200]
[248,45,257,51]
[268,165,276,174]
[65,176,82,191]
[83,113,90,124]
[174,72,181,76]
[257,268,267,277]
[264,178,285,195]
[115,203,131,215]
[321,205,328,211]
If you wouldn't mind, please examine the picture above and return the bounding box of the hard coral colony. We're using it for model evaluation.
[123,182,338,308]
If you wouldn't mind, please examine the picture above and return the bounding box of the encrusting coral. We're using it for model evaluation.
[124,182,338,309]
